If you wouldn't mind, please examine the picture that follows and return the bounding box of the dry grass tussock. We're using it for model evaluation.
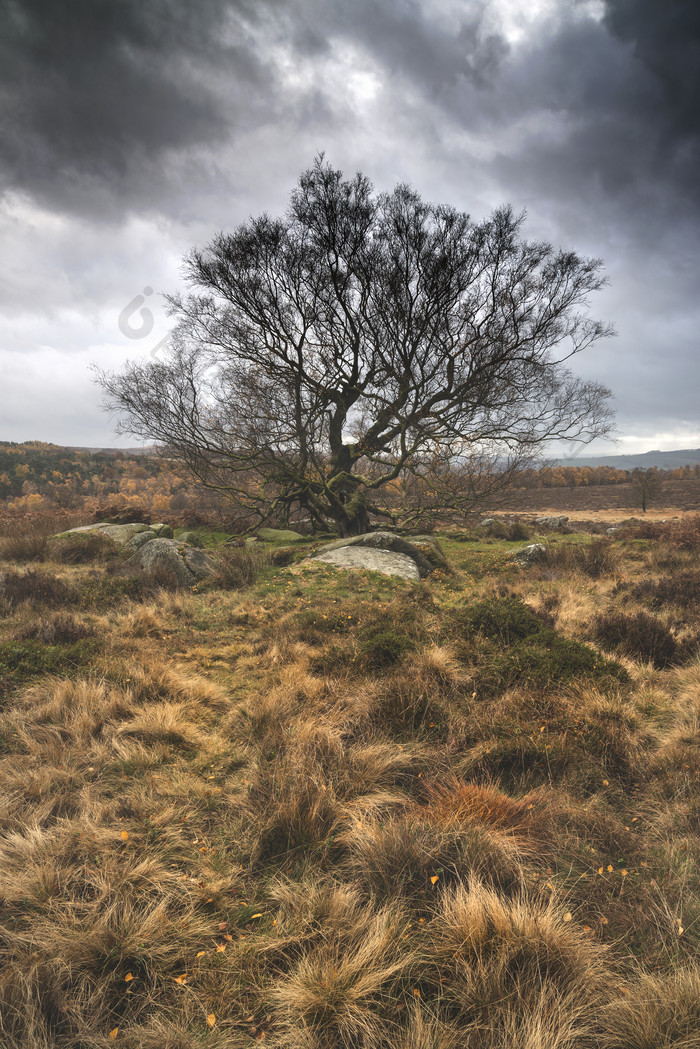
[1,526,700,1046]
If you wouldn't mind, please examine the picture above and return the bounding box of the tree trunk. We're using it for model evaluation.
[337,494,370,536]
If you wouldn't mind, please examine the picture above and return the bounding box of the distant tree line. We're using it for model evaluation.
[514,463,700,489]
[1,440,698,526]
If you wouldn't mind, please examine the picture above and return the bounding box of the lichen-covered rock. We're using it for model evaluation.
[179,531,202,547]
[58,522,152,544]
[316,531,434,577]
[257,527,305,543]
[408,535,451,571]
[312,546,421,581]
[124,530,157,551]
[514,543,547,565]
[152,523,174,538]
[309,530,446,580]
[122,538,216,586]
[534,516,569,529]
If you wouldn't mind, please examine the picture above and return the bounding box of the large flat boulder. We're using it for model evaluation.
[58,522,152,544]
[315,531,434,578]
[311,546,421,581]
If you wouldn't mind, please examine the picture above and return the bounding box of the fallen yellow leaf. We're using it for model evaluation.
[607,865,613,872]
[216,944,226,953]
[124,973,133,982]
[196,951,206,958]
[430,875,439,885]
[109,1029,119,1040]
[413,989,421,998]
[120,830,129,842]
[250,913,263,918]
[174,974,188,985]
[206,1014,216,1027]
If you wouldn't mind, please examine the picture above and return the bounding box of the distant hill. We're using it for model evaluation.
[556,448,700,470]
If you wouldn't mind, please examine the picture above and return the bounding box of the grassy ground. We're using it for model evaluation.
[1,520,700,1047]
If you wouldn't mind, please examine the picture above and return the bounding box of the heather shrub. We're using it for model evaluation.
[452,595,550,645]
[358,628,416,670]
[482,519,533,541]
[452,595,627,694]
[0,519,55,562]
[76,573,158,607]
[14,613,96,644]
[92,504,151,524]
[476,632,629,696]
[211,545,270,589]
[622,514,700,547]
[594,610,678,668]
[545,539,621,577]
[48,531,120,564]
[0,637,98,694]
[0,569,79,610]
[620,571,700,611]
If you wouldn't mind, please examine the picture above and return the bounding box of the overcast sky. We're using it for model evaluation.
[1,0,698,454]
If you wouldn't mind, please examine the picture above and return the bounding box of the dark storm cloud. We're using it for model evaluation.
[2,0,698,224]
[605,0,700,145]
[485,0,700,235]
[0,0,698,447]
[0,0,283,215]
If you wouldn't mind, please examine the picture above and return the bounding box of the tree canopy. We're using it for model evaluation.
[99,157,614,534]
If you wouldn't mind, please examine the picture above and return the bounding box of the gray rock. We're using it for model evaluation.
[311,546,421,581]
[606,526,621,536]
[514,543,547,565]
[534,515,569,528]
[122,538,216,586]
[179,531,202,547]
[58,522,152,544]
[257,527,305,542]
[480,518,497,527]
[407,535,451,571]
[152,523,174,538]
[124,530,157,551]
[315,531,435,578]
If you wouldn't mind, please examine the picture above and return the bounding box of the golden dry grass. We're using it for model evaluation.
[0,530,699,1046]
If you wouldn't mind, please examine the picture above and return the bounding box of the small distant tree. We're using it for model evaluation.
[99,157,615,536]
[630,467,663,513]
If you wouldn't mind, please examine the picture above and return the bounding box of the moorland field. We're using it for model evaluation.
[0,511,699,1048]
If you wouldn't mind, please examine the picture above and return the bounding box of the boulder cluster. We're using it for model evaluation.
[57,522,214,586]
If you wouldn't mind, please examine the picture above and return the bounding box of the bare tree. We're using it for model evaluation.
[630,467,663,513]
[99,157,614,535]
